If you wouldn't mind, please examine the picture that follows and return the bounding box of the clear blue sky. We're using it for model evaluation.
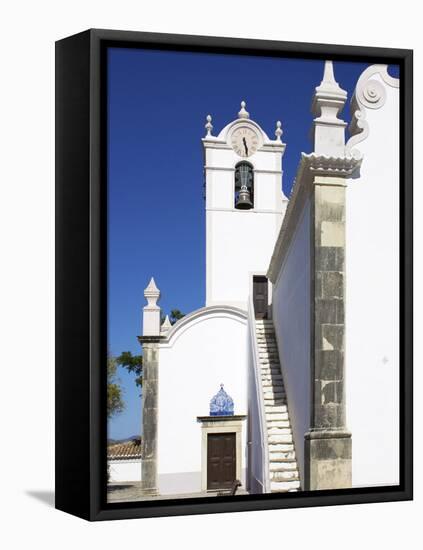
[107,46,398,440]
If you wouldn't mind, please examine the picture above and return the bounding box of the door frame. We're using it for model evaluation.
[197,415,246,492]
[249,271,272,319]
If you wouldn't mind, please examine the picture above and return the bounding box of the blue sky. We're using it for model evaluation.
[107,46,397,440]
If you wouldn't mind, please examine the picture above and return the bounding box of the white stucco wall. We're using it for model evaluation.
[346,68,400,488]
[207,209,282,309]
[108,460,141,483]
[157,307,248,495]
[271,199,311,481]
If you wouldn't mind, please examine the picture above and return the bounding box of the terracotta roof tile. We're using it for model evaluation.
[108,438,142,459]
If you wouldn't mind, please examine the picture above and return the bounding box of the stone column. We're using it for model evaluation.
[138,338,160,495]
[304,175,351,490]
[303,61,358,490]
[138,277,161,495]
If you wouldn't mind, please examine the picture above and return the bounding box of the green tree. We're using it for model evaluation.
[107,356,124,418]
[116,351,143,388]
[169,309,185,324]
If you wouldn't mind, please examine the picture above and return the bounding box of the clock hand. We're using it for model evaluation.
[243,137,248,155]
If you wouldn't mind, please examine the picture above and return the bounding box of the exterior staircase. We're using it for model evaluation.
[256,319,301,492]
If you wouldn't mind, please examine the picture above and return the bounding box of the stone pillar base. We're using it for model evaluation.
[140,484,159,497]
[304,430,352,490]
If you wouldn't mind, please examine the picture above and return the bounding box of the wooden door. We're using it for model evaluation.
[207,433,236,490]
[253,276,268,319]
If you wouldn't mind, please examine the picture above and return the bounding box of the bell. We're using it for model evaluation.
[235,185,253,210]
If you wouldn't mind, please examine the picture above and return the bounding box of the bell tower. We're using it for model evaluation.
[202,102,288,309]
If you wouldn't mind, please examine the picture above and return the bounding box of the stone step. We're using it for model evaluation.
[267,416,289,425]
[268,433,293,444]
[267,443,294,452]
[261,373,282,380]
[257,342,277,347]
[264,400,287,408]
[271,480,301,492]
[264,395,287,405]
[266,401,288,407]
[262,381,284,388]
[265,406,289,414]
[263,383,284,390]
[266,420,292,430]
[266,416,289,425]
[269,450,296,461]
[260,365,281,370]
[269,461,298,471]
[261,372,282,377]
[267,426,292,435]
[271,470,300,481]
[266,412,289,424]
[264,392,286,400]
[262,379,283,386]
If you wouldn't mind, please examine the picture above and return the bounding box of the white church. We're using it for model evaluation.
[133,61,399,497]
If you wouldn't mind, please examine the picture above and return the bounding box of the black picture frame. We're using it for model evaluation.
[55,28,413,521]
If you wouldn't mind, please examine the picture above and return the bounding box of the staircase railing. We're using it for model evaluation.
[247,294,271,493]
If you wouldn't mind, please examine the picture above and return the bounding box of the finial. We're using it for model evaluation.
[314,60,347,98]
[311,60,347,121]
[161,314,172,333]
[238,100,250,119]
[205,114,213,137]
[144,277,160,308]
[275,120,283,141]
[220,383,224,389]
[322,60,336,84]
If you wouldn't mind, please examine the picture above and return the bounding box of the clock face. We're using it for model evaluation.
[231,126,259,157]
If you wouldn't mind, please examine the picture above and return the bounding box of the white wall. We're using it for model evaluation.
[108,460,141,483]
[346,69,400,488]
[271,199,311,481]
[207,209,282,309]
[157,307,248,495]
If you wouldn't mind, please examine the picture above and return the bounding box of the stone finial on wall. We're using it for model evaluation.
[160,314,172,334]
[311,61,348,156]
[143,277,161,336]
[238,100,250,119]
[205,114,213,137]
[275,120,283,141]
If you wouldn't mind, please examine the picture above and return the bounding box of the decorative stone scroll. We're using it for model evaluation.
[346,64,400,159]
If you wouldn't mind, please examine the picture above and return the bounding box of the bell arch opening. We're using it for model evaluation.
[234,161,254,210]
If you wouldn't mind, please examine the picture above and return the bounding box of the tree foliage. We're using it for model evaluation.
[107,356,124,418]
[116,351,143,388]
